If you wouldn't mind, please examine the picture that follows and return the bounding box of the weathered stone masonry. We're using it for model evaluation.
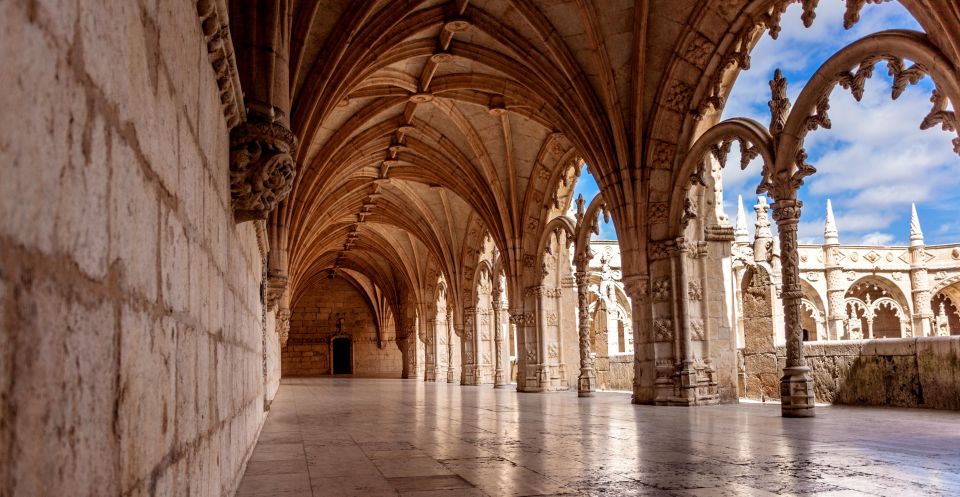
[0,1,274,495]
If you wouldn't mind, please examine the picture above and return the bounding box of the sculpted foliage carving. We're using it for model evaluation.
[654,318,674,342]
[230,120,298,222]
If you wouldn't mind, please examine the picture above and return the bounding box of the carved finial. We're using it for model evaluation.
[910,203,924,246]
[575,194,586,225]
[768,69,791,140]
[824,199,839,244]
[734,195,749,244]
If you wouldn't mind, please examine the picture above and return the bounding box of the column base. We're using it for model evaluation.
[578,368,595,397]
[494,369,506,387]
[780,366,815,418]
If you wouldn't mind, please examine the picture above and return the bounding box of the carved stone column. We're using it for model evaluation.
[673,238,697,403]
[622,274,649,404]
[424,318,436,382]
[772,198,815,418]
[492,289,507,387]
[229,0,298,222]
[446,309,455,383]
[462,307,477,385]
[574,270,595,397]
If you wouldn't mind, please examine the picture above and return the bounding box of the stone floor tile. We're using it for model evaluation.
[310,475,399,497]
[249,442,305,462]
[242,458,309,477]
[236,473,312,496]
[237,379,960,497]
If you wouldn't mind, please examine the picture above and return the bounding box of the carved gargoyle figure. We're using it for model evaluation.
[230,119,298,222]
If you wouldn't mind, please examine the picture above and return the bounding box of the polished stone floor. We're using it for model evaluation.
[237,378,960,497]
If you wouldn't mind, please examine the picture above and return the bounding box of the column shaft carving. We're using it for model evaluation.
[575,270,595,397]
[492,289,507,387]
[674,239,697,401]
[772,198,815,418]
[446,309,455,383]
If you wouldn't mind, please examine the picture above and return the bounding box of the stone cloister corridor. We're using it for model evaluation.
[3,0,960,496]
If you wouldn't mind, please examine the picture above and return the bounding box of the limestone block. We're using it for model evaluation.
[55,112,110,279]
[916,337,960,410]
[162,207,190,313]
[140,75,180,196]
[0,4,73,255]
[863,337,916,357]
[119,307,176,494]
[109,139,159,301]
[79,0,154,128]
[175,324,201,442]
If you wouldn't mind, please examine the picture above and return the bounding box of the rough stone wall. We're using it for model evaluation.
[602,354,635,392]
[782,337,960,409]
[0,1,270,496]
[282,277,402,376]
[741,269,780,401]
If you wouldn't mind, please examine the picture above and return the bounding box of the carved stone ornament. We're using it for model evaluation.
[230,119,298,222]
[691,319,705,341]
[652,277,671,302]
[276,308,291,348]
[654,318,674,342]
[688,280,703,301]
[265,272,288,311]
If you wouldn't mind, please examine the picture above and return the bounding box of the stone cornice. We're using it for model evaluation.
[196,0,245,128]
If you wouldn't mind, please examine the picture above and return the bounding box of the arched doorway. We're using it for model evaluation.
[332,337,353,375]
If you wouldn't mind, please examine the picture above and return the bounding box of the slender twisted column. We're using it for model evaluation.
[772,198,815,417]
[492,299,506,387]
[446,309,455,383]
[574,270,595,396]
[674,238,697,400]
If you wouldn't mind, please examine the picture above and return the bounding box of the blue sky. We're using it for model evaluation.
[572,2,959,246]
[568,167,618,240]
[721,1,960,246]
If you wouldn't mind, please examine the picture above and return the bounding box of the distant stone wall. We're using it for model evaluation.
[741,337,960,409]
[283,276,402,376]
[596,354,634,391]
[0,1,271,495]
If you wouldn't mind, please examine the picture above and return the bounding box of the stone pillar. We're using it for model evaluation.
[622,274,650,404]
[446,309,455,383]
[574,270,595,396]
[228,0,297,222]
[674,238,697,403]
[462,307,477,385]
[908,204,933,337]
[823,200,845,340]
[492,299,507,387]
[533,285,549,388]
[424,317,436,381]
[771,197,815,418]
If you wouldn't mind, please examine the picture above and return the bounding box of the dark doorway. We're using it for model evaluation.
[332,338,352,374]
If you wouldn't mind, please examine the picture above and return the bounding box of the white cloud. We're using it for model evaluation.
[859,231,896,245]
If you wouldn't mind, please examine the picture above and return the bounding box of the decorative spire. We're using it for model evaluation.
[754,196,773,240]
[753,196,774,263]
[824,199,839,244]
[910,203,924,247]
[734,195,749,244]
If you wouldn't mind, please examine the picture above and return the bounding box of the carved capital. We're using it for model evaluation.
[276,308,291,348]
[265,271,288,311]
[772,199,803,224]
[230,118,298,223]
